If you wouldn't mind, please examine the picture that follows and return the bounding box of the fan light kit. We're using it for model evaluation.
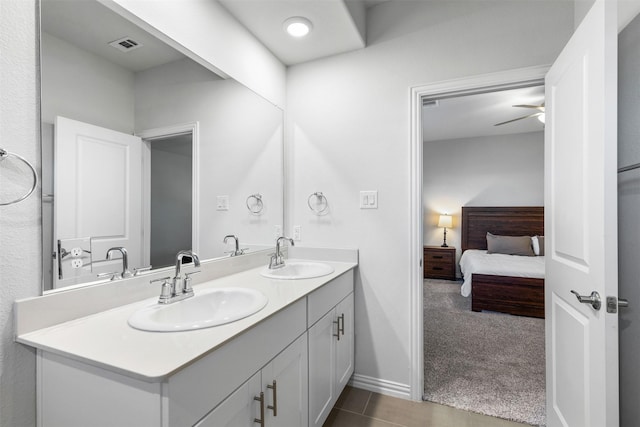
[283,17,313,37]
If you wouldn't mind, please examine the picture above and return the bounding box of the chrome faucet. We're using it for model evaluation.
[223,234,246,256]
[269,237,294,269]
[105,247,133,279]
[161,250,201,303]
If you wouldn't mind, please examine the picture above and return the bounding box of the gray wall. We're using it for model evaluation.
[618,11,640,427]
[150,137,193,268]
[423,131,544,276]
[0,1,40,425]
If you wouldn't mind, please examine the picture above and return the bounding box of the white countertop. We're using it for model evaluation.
[17,260,356,382]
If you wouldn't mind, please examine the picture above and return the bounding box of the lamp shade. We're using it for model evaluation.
[437,214,452,228]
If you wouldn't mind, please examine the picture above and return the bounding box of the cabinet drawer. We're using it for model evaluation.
[307,270,354,327]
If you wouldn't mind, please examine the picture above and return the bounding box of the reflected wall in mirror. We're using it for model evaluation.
[40,0,283,292]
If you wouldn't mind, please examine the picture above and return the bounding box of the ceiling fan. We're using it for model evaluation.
[495,103,545,126]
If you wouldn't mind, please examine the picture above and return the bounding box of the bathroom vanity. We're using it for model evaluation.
[15,250,357,427]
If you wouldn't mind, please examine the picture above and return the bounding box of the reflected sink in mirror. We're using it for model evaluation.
[260,261,335,280]
[128,287,268,332]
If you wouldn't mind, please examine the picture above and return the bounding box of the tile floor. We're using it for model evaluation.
[323,386,534,427]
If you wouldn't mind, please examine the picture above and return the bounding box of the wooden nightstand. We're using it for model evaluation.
[423,246,456,280]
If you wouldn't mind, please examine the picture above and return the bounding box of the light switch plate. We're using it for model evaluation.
[274,225,282,239]
[293,225,301,241]
[217,195,229,211]
[360,190,378,209]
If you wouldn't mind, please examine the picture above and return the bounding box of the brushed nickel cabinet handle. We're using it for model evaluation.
[338,313,345,336]
[333,318,341,340]
[267,380,277,416]
[254,392,265,426]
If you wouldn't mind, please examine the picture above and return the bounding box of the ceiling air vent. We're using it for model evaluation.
[108,37,143,53]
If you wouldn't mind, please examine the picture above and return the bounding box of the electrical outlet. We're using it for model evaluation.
[217,195,229,211]
[71,259,83,269]
[274,225,282,238]
[293,225,301,241]
[70,247,82,257]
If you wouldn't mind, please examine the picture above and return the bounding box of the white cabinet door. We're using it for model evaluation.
[195,373,261,427]
[263,333,308,427]
[335,293,354,391]
[308,309,337,427]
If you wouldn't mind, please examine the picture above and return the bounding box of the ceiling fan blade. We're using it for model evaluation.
[513,104,545,111]
[494,112,542,126]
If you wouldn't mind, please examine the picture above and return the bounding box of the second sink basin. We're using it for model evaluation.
[128,287,268,332]
[260,261,335,280]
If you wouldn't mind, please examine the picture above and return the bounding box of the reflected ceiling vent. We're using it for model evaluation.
[108,37,143,53]
[422,99,439,108]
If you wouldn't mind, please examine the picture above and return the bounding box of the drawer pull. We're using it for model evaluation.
[267,380,277,416]
[433,267,443,271]
[254,392,265,426]
[433,255,443,259]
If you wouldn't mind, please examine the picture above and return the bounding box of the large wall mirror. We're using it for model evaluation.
[40,0,284,293]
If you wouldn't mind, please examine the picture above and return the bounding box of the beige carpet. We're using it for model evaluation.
[423,279,546,426]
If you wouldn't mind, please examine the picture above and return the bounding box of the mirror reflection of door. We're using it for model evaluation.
[145,133,193,269]
[53,116,143,289]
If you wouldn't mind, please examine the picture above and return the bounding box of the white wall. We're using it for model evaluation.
[135,59,283,259]
[104,0,286,108]
[41,32,135,133]
[286,1,573,396]
[423,131,544,275]
[0,1,40,425]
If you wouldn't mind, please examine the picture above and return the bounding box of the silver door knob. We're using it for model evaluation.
[570,290,601,311]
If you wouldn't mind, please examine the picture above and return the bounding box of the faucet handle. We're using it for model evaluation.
[183,271,201,295]
[134,266,152,276]
[97,271,119,281]
[150,276,172,302]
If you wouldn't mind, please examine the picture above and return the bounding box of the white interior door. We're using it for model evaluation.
[545,1,619,426]
[55,117,143,284]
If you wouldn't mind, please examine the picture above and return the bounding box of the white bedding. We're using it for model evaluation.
[459,249,545,297]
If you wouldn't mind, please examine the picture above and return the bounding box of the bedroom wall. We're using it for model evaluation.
[286,1,572,397]
[617,11,640,427]
[423,131,544,276]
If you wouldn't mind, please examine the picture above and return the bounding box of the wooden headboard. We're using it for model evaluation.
[461,206,544,253]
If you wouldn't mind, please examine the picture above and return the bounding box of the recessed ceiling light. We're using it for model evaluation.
[283,17,312,38]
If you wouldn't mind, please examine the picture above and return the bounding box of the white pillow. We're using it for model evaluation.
[531,236,540,256]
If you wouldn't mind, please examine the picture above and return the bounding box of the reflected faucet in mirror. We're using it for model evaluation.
[223,235,247,257]
[99,247,133,280]
[269,237,294,270]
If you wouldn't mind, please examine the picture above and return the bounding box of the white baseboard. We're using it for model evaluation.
[349,374,412,400]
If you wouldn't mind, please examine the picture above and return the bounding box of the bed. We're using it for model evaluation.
[460,206,545,318]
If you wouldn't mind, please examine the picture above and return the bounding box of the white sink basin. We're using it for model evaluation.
[260,261,335,280]
[128,287,268,332]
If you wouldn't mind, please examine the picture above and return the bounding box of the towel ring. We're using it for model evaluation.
[0,148,38,206]
[246,193,264,214]
[307,192,329,215]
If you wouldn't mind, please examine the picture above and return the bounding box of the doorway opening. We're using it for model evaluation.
[146,133,193,268]
[138,122,200,269]
[408,66,549,423]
